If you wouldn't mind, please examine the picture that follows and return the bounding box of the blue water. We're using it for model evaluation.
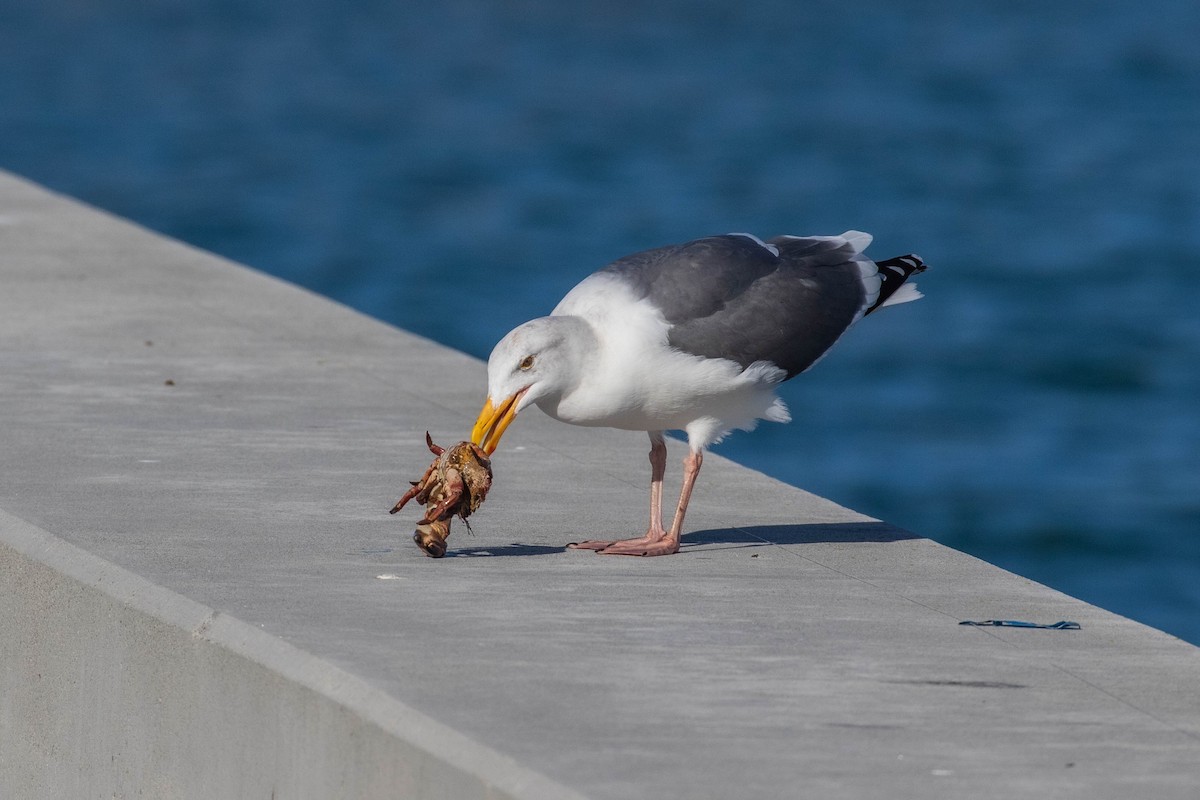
[4,1,1198,643]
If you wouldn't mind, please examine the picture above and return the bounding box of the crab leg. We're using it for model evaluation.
[390,462,439,514]
[424,468,465,522]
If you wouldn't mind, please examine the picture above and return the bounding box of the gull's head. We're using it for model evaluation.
[471,316,591,454]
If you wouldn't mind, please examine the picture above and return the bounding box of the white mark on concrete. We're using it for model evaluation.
[376,573,404,581]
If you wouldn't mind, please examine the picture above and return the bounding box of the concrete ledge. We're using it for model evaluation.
[2,170,1200,798]
[0,509,581,800]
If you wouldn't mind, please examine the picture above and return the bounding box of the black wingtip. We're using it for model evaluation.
[865,254,928,315]
[878,254,927,275]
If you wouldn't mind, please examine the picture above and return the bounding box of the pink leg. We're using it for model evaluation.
[569,433,668,551]
[598,448,703,557]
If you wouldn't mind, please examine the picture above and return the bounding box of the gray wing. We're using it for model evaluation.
[599,234,870,379]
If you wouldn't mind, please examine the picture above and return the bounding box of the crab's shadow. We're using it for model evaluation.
[449,543,567,557]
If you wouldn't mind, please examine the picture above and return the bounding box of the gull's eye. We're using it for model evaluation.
[518,355,535,371]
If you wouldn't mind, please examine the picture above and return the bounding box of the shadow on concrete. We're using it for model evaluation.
[684,521,922,549]
[449,543,568,558]
[446,522,920,557]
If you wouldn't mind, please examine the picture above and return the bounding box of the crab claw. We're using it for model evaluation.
[413,519,450,558]
[425,431,444,456]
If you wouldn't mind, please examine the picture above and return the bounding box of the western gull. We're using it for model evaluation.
[471,230,926,556]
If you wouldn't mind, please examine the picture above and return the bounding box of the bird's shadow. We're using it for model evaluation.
[683,521,921,550]
[447,521,918,558]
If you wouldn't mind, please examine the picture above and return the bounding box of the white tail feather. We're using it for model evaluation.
[878,282,923,309]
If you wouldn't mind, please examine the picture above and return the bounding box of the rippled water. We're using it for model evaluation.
[3,1,1198,642]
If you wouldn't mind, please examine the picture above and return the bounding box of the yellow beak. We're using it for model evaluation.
[471,389,525,455]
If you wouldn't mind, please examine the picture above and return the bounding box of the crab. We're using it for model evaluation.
[390,432,493,558]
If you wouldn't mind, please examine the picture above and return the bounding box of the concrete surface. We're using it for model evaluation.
[1,169,1198,799]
